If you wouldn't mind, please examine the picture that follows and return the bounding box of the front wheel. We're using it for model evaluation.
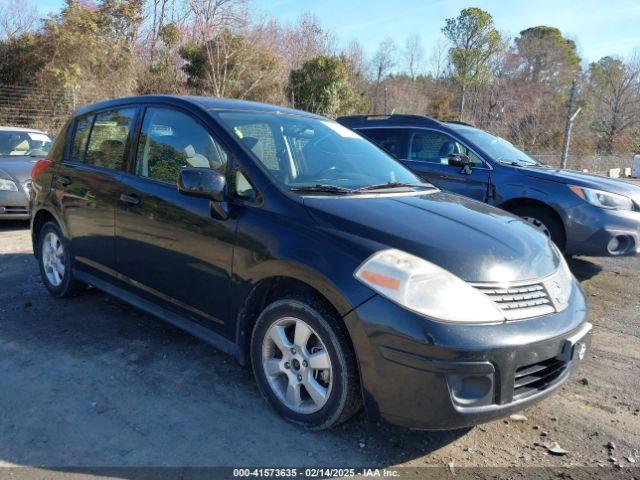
[511,206,566,251]
[37,221,84,297]
[250,298,361,429]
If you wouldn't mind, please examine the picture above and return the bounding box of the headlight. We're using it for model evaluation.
[569,185,634,210]
[543,244,574,312]
[0,178,18,191]
[354,249,504,323]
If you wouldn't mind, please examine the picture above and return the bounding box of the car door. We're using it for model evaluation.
[403,129,491,202]
[115,106,236,332]
[54,107,138,280]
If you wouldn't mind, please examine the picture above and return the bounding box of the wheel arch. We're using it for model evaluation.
[235,274,358,367]
[498,197,567,247]
[31,208,64,257]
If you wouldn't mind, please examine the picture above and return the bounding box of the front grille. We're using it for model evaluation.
[513,357,567,401]
[474,282,555,320]
[0,206,29,215]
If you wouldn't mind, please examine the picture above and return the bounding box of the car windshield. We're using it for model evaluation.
[456,127,541,166]
[215,112,422,192]
[0,130,53,157]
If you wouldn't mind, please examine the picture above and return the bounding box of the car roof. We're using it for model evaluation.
[0,126,48,134]
[337,114,445,129]
[442,122,482,133]
[336,115,486,135]
[74,95,324,119]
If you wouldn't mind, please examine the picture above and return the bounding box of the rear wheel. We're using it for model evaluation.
[251,297,361,429]
[511,206,566,251]
[37,221,84,297]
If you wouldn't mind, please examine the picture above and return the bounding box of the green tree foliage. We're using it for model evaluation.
[1,1,639,160]
[37,0,143,94]
[514,26,581,86]
[442,7,502,118]
[138,22,183,94]
[0,33,46,85]
[286,55,367,117]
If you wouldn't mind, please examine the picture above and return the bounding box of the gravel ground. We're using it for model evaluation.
[0,220,639,478]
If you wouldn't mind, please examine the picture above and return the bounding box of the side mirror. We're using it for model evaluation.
[447,153,471,168]
[178,167,226,202]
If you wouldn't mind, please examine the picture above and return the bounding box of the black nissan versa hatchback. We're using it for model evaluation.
[30,96,591,430]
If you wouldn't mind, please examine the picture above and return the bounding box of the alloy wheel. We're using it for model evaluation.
[522,216,551,238]
[42,231,66,287]
[261,316,332,414]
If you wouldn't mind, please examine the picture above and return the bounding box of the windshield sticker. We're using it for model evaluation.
[321,121,360,138]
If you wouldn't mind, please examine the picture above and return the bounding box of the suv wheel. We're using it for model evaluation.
[37,221,84,297]
[512,206,566,251]
[251,298,361,429]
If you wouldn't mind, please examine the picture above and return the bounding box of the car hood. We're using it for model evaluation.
[521,167,640,205]
[304,191,559,283]
[0,157,36,183]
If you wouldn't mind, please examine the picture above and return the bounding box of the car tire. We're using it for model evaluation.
[37,221,84,298]
[250,297,361,429]
[511,206,566,251]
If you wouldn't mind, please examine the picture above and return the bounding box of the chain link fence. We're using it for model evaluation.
[1,82,637,175]
[0,84,109,135]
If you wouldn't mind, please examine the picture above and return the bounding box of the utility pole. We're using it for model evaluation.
[70,86,77,111]
[383,87,388,115]
[561,79,581,169]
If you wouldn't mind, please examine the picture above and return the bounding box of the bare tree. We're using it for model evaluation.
[343,40,366,76]
[186,0,246,41]
[427,36,449,79]
[403,33,424,80]
[277,12,336,71]
[370,37,396,113]
[0,0,39,39]
[589,53,640,152]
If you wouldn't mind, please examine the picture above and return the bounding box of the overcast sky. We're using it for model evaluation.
[31,0,640,65]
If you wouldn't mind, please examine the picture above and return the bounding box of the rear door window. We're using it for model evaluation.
[359,128,408,159]
[85,108,136,170]
[71,114,94,163]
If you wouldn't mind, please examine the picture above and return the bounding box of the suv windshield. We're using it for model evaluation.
[0,130,53,157]
[455,127,541,167]
[215,112,421,191]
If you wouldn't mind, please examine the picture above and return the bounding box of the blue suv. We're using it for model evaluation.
[338,115,640,256]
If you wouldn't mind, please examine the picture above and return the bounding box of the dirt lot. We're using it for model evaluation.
[0,219,639,477]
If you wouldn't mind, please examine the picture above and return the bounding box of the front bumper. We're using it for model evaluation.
[343,283,589,430]
[564,202,640,256]
[0,190,30,220]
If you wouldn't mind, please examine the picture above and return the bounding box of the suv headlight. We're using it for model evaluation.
[0,178,18,191]
[569,185,634,211]
[354,249,504,323]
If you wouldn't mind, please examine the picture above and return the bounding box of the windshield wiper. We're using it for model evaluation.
[497,159,542,167]
[354,181,434,192]
[289,184,355,194]
[496,159,523,166]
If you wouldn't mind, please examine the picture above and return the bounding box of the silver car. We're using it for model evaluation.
[0,126,53,220]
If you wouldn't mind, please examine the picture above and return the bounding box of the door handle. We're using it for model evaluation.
[120,193,141,206]
[57,175,72,186]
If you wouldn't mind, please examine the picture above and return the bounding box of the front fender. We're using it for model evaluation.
[229,206,377,357]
